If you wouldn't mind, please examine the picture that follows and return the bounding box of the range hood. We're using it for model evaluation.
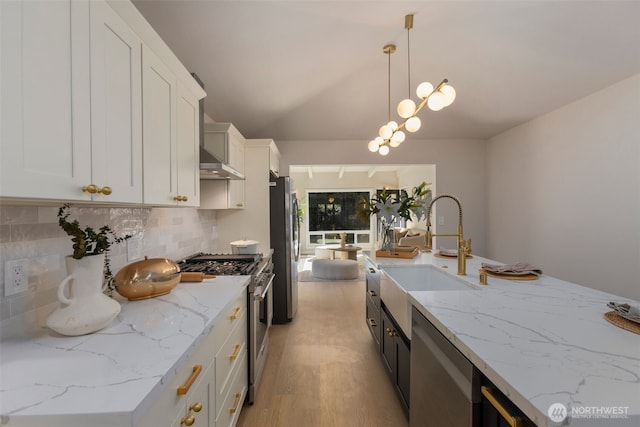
[190,74,244,180]
[199,146,245,180]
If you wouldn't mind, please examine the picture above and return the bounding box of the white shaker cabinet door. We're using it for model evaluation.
[1,0,92,200]
[142,45,178,205]
[176,82,200,207]
[89,0,143,203]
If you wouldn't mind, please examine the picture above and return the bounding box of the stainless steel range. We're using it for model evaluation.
[177,252,274,404]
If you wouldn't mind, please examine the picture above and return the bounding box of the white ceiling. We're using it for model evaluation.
[132,0,640,143]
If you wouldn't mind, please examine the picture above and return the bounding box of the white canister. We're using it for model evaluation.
[230,240,260,254]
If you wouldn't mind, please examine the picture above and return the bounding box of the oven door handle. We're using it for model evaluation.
[255,274,274,301]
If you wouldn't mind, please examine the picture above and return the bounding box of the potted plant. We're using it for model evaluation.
[358,182,431,251]
[46,204,131,336]
[57,203,132,294]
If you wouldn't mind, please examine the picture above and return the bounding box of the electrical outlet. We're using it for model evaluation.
[127,236,142,261]
[4,259,29,296]
[438,215,445,226]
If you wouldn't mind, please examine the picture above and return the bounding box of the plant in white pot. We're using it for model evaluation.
[46,204,131,336]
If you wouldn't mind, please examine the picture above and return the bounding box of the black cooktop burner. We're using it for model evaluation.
[177,252,262,276]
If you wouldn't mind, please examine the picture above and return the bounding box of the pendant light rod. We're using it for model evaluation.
[383,44,396,122]
[405,14,413,97]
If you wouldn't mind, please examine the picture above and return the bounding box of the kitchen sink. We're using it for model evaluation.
[380,265,481,339]
[382,265,480,292]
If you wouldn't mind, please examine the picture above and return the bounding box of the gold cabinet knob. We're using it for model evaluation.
[100,186,112,195]
[189,402,203,413]
[82,184,99,194]
[180,415,195,426]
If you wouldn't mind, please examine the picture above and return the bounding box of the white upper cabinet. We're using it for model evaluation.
[1,0,204,205]
[142,47,200,206]
[1,1,92,201]
[89,0,143,203]
[176,82,201,207]
[269,142,281,177]
[142,46,178,205]
[201,123,246,209]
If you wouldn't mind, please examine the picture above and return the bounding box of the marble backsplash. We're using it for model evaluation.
[0,205,217,339]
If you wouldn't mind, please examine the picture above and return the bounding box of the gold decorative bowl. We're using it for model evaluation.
[114,257,181,301]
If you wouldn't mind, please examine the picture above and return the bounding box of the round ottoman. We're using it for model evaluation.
[311,259,359,280]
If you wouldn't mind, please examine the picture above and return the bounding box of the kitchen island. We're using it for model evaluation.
[0,276,250,427]
[367,251,639,426]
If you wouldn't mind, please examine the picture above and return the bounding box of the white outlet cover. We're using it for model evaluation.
[4,259,29,296]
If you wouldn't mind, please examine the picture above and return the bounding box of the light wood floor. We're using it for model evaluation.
[237,257,408,427]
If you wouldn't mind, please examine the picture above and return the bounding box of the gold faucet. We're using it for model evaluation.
[425,194,471,275]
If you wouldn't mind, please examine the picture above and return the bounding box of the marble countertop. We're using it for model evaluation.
[0,276,250,426]
[367,251,640,427]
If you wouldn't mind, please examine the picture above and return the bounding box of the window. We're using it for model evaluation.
[308,191,370,231]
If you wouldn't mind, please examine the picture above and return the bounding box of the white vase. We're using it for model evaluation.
[46,254,121,336]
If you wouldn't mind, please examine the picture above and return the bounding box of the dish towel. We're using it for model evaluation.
[481,262,542,276]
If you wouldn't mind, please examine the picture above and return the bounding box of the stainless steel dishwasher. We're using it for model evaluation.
[410,306,481,427]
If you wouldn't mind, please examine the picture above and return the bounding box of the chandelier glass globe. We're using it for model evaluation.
[391,130,405,144]
[405,116,421,132]
[416,82,434,99]
[397,99,416,119]
[441,85,456,106]
[427,91,446,111]
[379,145,390,156]
[368,139,380,152]
[379,124,393,139]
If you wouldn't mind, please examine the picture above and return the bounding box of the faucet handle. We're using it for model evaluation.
[459,238,471,255]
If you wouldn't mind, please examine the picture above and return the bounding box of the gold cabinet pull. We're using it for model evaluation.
[230,306,241,320]
[177,365,202,396]
[82,184,112,195]
[229,344,241,361]
[174,195,188,202]
[189,402,203,413]
[481,386,523,427]
[180,415,195,426]
[229,393,242,414]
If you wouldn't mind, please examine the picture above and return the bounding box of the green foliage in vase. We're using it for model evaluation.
[57,204,132,294]
[357,181,432,224]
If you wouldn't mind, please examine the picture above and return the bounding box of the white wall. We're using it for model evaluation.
[278,139,487,255]
[486,74,640,300]
[214,140,273,254]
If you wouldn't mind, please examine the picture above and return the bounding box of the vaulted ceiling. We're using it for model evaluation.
[132,1,640,143]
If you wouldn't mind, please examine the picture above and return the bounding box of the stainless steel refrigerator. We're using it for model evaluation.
[269,175,299,323]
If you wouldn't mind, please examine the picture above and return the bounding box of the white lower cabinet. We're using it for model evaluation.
[213,293,249,427]
[138,290,248,427]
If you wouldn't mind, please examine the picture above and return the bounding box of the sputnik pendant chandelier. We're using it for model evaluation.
[368,14,456,156]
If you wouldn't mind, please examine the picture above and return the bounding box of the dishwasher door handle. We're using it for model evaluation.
[481,386,523,427]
